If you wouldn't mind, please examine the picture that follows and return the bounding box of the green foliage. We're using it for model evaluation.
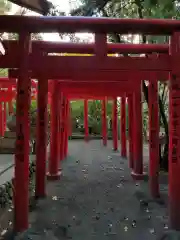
[70,99,126,135]
[0,0,12,15]
[0,68,8,77]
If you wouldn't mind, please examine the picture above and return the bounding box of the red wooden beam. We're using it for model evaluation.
[9,68,169,82]
[0,16,180,35]
[0,91,16,101]
[59,81,138,95]
[61,89,136,96]
[3,40,169,54]
[67,96,109,100]
[59,81,137,88]
[5,56,170,81]
[0,78,37,88]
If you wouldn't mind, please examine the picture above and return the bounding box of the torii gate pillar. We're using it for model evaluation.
[47,81,61,180]
[131,86,144,180]
[148,79,159,198]
[102,98,107,146]
[128,95,134,168]
[60,95,65,161]
[3,102,6,135]
[14,32,31,232]
[63,98,69,159]
[112,97,118,151]
[35,78,48,198]
[121,96,127,157]
[169,32,180,230]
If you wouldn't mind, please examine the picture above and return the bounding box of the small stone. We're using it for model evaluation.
[124,226,128,232]
[108,224,113,232]
[149,228,155,234]
[132,220,136,228]
[72,216,76,220]
[52,196,58,201]
[95,215,100,220]
[140,199,148,207]
[124,217,129,221]
[110,207,114,212]
[117,183,123,188]
[148,215,151,220]
[84,174,88,179]
[1,229,7,236]
[164,224,168,229]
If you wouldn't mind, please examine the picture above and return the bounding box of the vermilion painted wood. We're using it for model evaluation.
[59,95,63,161]
[14,32,31,232]
[8,86,13,114]
[169,32,180,230]
[68,103,72,137]
[64,98,69,159]
[131,86,144,180]
[9,69,169,82]
[1,15,180,35]
[0,77,36,84]
[60,95,66,161]
[62,98,67,159]
[120,96,127,158]
[101,98,107,146]
[58,81,140,96]
[47,81,61,180]
[8,100,13,114]
[63,89,137,97]
[35,78,48,198]
[0,103,3,136]
[0,91,16,102]
[3,40,169,54]
[3,102,7,135]
[112,98,118,151]
[1,55,170,72]
[58,94,62,161]
[148,79,159,198]
[127,95,134,169]
[67,96,111,100]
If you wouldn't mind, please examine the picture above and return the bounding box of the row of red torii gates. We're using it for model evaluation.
[0,16,180,233]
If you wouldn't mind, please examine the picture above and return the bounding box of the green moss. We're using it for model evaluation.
[0,161,36,208]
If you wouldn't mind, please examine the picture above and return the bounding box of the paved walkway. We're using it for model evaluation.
[16,140,169,240]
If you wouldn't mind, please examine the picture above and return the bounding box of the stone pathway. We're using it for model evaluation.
[15,140,169,240]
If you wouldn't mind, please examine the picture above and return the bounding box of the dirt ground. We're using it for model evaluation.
[14,140,170,240]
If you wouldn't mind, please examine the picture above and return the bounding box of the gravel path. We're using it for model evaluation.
[16,140,169,240]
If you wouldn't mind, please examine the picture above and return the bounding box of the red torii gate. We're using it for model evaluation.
[9,51,167,229]
[0,78,38,136]
[6,41,168,186]
[0,15,179,232]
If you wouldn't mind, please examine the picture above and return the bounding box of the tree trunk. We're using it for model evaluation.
[136,0,169,171]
